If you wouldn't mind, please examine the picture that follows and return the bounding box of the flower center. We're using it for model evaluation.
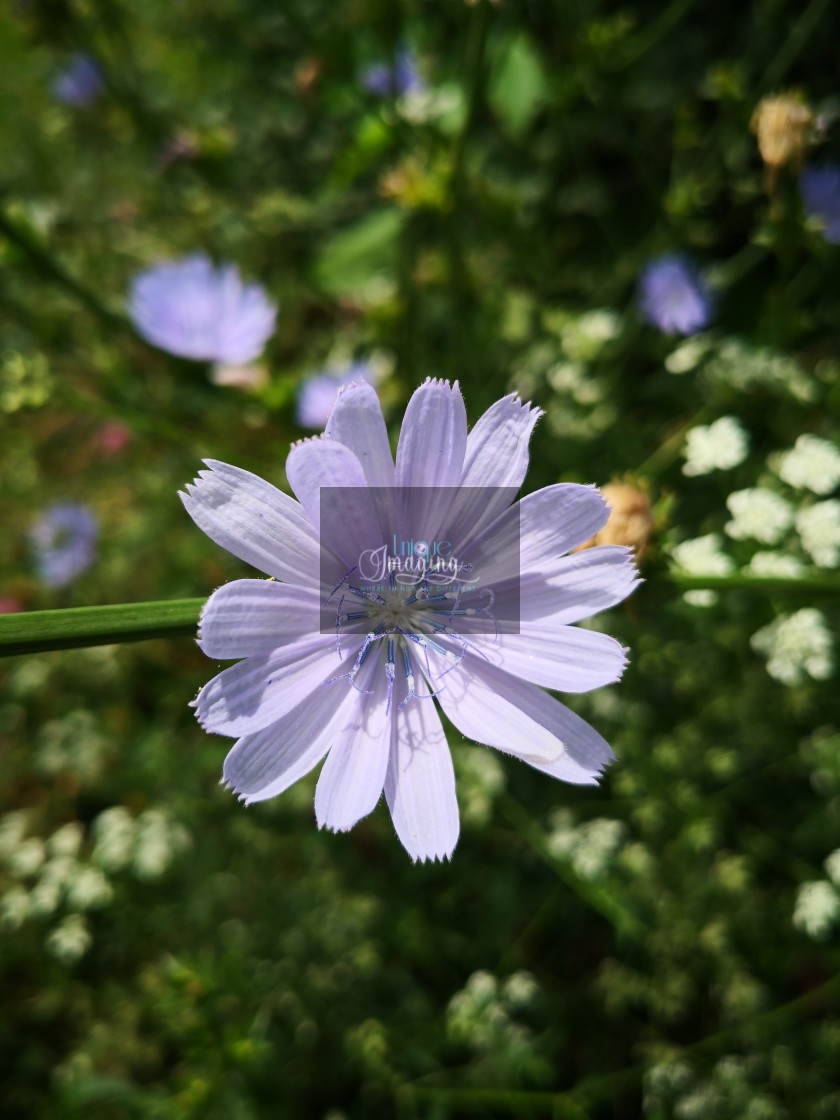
[323,569,495,714]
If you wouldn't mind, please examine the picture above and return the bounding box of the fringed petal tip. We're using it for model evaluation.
[418,376,464,397]
[317,819,355,836]
[334,378,376,399]
[289,432,332,451]
[406,843,457,865]
[501,390,544,423]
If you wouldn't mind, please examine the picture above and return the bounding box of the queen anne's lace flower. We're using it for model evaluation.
[751,608,834,685]
[128,254,277,365]
[181,380,638,861]
[775,434,840,495]
[682,417,749,477]
[724,488,794,544]
[795,500,840,568]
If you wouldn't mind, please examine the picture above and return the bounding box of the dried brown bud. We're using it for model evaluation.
[295,57,323,101]
[578,482,653,562]
[751,94,812,171]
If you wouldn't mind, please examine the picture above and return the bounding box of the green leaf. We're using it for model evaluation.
[0,599,203,658]
[313,207,404,300]
[488,34,549,138]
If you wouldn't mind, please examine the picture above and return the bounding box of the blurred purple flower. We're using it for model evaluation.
[361,49,424,96]
[30,503,97,589]
[52,54,104,109]
[181,380,638,862]
[639,254,712,336]
[800,164,840,244]
[296,360,378,430]
[128,254,277,365]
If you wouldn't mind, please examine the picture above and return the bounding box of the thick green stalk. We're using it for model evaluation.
[0,600,203,658]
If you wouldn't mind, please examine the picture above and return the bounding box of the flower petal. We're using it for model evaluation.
[314,659,392,832]
[198,580,323,659]
[467,484,612,590]
[394,379,468,544]
[435,657,614,783]
[471,625,628,692]
[462,394,541,488]
[519,545,640,624]
[222,672,353,804]
[396,378,467,490]
[325,381,395,489]
[385,674,459,863]
[518,483,611,565]
[180,460,320,584]
[195,637,353,737]
[285,437,385,570]
[437,395,541,546]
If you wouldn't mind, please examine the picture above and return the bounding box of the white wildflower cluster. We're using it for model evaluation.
[546,809,625,880]
[664,334,712,375]
[0,804,190,964]
[453,748,505,827]
[774,434,840,495]
[398,85,462,125]
[682,417,749,477]
[750,609,834,685]
[555,308,622,362]
[676,335,816,401]
[725,489,794,544]
[672,425,837,673]
[646,1053,786,1120]
[793,878,840,940]
[544,359,616,440]
[744,551,804,578]
[670,533,733,607]
[93,805,190,879]
[515,307,621,441]
[795,500,840,568]
[34,709,110,782]
[446,970,539,1053]
[671,534,734,576]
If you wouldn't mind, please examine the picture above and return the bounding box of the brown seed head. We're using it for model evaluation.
[751,94,812,170]
[579,482,653,562]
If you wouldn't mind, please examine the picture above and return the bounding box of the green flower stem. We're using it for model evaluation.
[0,599,203,658]
[3,569,837,660]
[668,572,840,594]
[0,206,129,335]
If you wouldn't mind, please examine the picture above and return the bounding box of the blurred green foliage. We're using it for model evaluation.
[1,0,840,1116]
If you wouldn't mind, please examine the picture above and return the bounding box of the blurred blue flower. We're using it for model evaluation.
[800,164,840,244]
[128,255,277,365]
[296,360,378,430]
[52,54,104,109]
[639,254,712,336]
[30,503,97,589]
[361,49,424,97]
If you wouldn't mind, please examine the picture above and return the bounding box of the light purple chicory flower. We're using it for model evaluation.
[800,164,840,244]
[296,360,379,430]
[639,254,713,336]
[128,254,277,365]
[52,54,104,109]
[181,380,638,862]
[30,502,98,589]
[361,49,425,97]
